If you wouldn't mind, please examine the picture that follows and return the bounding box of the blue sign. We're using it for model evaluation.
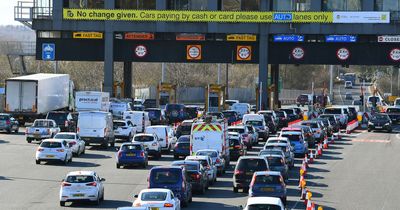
[42,43,55,61]
[273,35,304,42]
[0,88,4,95]
[273,13,293,21]
[326,35,357,43]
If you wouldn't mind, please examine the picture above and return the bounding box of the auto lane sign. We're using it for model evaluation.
[134,45,147,57]
[42,43,55,61]
[186,45,202,60]
[389,48,400,61]
[291,47,304,60]
[378,36,400,43]
[236,46,252,61]
[337,48,350,60]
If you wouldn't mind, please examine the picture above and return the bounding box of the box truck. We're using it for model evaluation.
[75,91,110,112]
[5,74,73,124]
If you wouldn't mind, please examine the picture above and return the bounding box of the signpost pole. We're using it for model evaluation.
[329,65,333,100]
[161,63,165,83]
[363,79,366,112]
[218,64,221,84]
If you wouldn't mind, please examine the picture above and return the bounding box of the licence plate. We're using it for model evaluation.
[261,187,274,192]
[229,147,234,149]
[151,208,159,210]
[126,153,135,157]
[73,194,84,197]
[46,155,54,158]
[19,117,23,120]
[375,126,382,129]
[246,172,253,175]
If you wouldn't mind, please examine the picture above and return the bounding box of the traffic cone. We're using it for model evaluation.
[317,143,322,156]
[298,173,304,188]
[300,187,307,200]
[304,154,309,168]
[305,190,312,205]
[302,161,307,175]
[311,202,316,210]
[323,138,328,149]
[309,150,314,163]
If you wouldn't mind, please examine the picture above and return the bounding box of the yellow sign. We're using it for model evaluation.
[73,32,103,39]
[64,9,333,23]
[228,34,257,42]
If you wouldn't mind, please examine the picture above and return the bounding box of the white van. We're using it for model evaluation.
[110,101,132,119]
[123,111,151,133]
[231,103,250,118]
[77,111,115,148]
[145,125,176,151]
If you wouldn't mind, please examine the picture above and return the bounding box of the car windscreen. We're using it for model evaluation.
[324,109,342,114]
[65,175,94,183]
[33,120,50,127]
[196,151,217,158]
[281,134,301,141]
[236,159,267,172]
[246,121,263,126]
[141,192,167,201]
[172,163,198,171]
[247,204,281,210]
[134,136,154,142]
[301,122,318,128]
[121,145,142,151]
[387,108,400,113]
[266,157,284,167]
[146,110,161,119]
[54,134,75,140]
[228,128,244,134]
[40,141,62,148]
[46,113,67,124]
[254,175,281,184]
[259,150,282,156]
[151,170,181,184]
[372,115,390,121]
[222,111,235,117]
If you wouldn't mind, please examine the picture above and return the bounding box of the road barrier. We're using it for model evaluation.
[288,119,303,126]
[346,119,359,134]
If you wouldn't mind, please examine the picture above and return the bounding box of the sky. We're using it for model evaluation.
[0,0,22,25]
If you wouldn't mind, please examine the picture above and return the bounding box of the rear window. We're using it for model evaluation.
[47,113,68,124]
[134,136,154,142]
[301,122,318,128]
[147,110,161,119]
[324,109,342,114]
[298,95,308,100]
[166,104,184,111]
[387,108,400,113]
[172,163,198,171]
[196,151,218,158]
[65,175,94,183]
[40,141,62,148]
[264,146,287,152]
[248,204,281,210]
[246,121,263,126]
[281,134,301,141]
[121,144,142,151]
[141,192,167,201]
[266,157,284,167]
[259,150,282,156]
[275,111,285,117]
[177,125,191,134]
[151,170,181,184]
[222,111,236,117]
[33,120,51,127]
[0,115,9,120]
[54,134,75,140]
[113,121,126,127]
[236,159,267,172]
[228,128,244,134]
[281,109,294,114]
[254,175,281,184]
[178,136,190,142]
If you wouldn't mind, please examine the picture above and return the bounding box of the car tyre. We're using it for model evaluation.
[63,156,68,165]
[94,194,100,205]
[388,129,392,133]
[142,162,146,169]
[68,156,73,163]
[82,147,85,154]
[174,155,179,160]
[27,138,32,143]
[14,127,19,133]
[200,185,206,194]
[60,201,65,206]
[100,190,104,201]
[6,129,11,134]
[233,187,238,193]
[116,163,121,169]
[110,140,115,148]
[35,160,40,165]
[243,187,249,193]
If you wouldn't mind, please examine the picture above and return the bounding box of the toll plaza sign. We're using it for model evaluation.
[63,9,390,24]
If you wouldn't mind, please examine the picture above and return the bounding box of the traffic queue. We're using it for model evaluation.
[0,99,360,209]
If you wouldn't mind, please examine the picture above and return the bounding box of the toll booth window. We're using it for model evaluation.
[115,0,156,9]
[221,0,260,11]
[376,0,400,12]
[272,0,311,11]
[66,0,104,8]
[209,97,219,107]
[322,0,361,11]
[160,96,170,106]
[168,0,208,10]
[38,31,61,38]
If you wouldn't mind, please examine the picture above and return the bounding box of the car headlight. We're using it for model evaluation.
[368,122,374,125]
[385,123,390,126]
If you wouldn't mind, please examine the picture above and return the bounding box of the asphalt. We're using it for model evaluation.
[1,125,400,210]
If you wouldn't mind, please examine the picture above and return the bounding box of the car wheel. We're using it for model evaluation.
[243,187,249,193]
[367,129,371,132]
[94,194,100,205]
[200,185,206,194]
[116,163,121,169]
[82,147,85,154]
[60,201,65,206]
[174,155,179,160]
[388,129,392,133]
[63,156,68,165]
[6,129,11,134]
[158,152,162,159]
[110,140,115,148]
[142,162,146,169]
[26,138,32,143]
[14,127,19,133]
[35,160,40,165]
[233,187,238,193]
[100,190,104,201]
[189,192,193,202]
[69,156,73,163]
[181,199,188,207]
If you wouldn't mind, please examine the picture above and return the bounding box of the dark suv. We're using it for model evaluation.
[165,104,187,124]
[46,111,76,132]
[145,108,166,125]
[148,166,193,207]
[233,156,269,193]
[368,114,392,133]
[171,160,208,194]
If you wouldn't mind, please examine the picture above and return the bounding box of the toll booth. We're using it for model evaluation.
[205,84,225,113]
[157,82,176,108]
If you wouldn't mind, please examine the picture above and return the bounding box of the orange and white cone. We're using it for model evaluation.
[317,143,322,156]
[311,202,316,210]
[304,154,309,168]
[309,150,314,163]
[323,137,328,149]
[298,173,304,188]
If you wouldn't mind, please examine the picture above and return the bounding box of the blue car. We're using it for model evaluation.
[280,131,308,157]
[173,135,190,159]
[249,171,287,204]
[148,166,193,207]
[116,142,148,169]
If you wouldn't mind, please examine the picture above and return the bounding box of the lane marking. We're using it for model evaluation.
[352,139,391,143]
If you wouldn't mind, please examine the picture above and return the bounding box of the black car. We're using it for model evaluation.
[165,104,187,124]
[228,135,245,160]
[145,108,166,125]
[280,108,298,121]
[368,114,392,133]
[386,107,400,124]
[184,106,199,120]
[319,114,340,133]
[275,111,289,128]
[348,107,358,121]
[206,112,224,120]
[171,160,208,194]
[173,135,191,159]
[46,111,76,132]
[233,156,269,193]
[263,115,277,134]
[222,110,239,125]
[176,120,193,138]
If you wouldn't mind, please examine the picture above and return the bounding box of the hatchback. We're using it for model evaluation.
[249,171,287,204]
[35,139,73,165]
[171,160,208,194]
[233,156,269,193]
[116,142,148,168]
[173,135,190,159]
[133,189,181,210]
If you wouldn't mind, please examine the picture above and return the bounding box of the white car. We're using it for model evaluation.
[59,171,105,206]
[35,139,73,165]
[195,149,225,176]
[113,120,137,141]
[132,133,162,159]
[185,155,217,184]
[266,137,291,149]
[133,189,181,210]
[242,197,285,210]
[54,132,85,156]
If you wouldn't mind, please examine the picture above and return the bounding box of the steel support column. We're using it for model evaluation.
[124,62,132,98]
[103,0,115,95]
[272,64,279,108]
[259,34,269,110]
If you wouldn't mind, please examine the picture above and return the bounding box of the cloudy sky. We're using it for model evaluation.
[0,0,22,25]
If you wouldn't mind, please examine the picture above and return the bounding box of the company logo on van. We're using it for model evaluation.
[79,97,98,103]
